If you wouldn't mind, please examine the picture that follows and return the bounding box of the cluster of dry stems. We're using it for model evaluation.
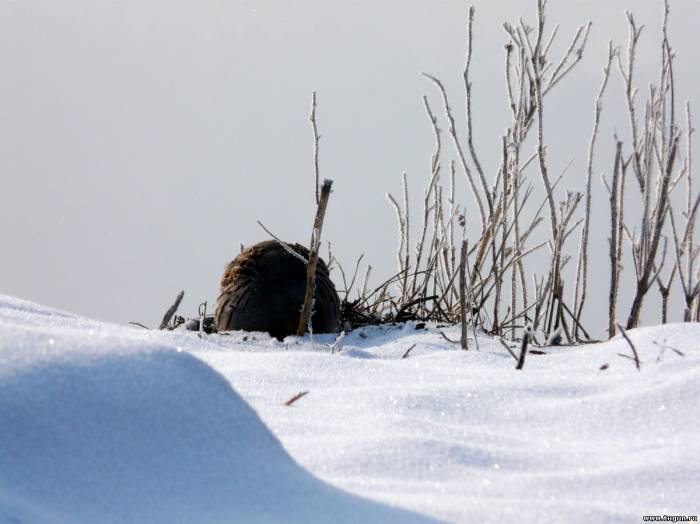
[334,0,698,344]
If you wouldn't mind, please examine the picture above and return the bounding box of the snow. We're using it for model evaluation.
[1,294,699,523]
[0,295,435,524]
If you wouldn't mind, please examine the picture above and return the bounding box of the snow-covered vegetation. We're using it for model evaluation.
[1,295,698,523]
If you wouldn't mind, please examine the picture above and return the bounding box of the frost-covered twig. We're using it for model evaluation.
[574,42,616,340]
[669,103,700,321]
[310,91,321,204]
[330,331,345,354]
[198,301,207,335]
[256,220,309,265]
[608,141,624,337]
[464,6,487,208]
[422,72,488,227]
[386,192,407,290]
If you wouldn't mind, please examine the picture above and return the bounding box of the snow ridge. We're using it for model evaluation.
[0,295,436,524]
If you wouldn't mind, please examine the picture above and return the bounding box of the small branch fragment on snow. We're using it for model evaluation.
[159,290,185,330]
[439,331,459,344]
[402,343,417,359]
[284,391,309,406]
[129,321,149,329]
[516,325,532,370]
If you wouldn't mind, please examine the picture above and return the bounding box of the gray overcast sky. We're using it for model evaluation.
[1,1,699,334]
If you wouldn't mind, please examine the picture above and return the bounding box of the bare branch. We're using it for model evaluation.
[298,179,334,336]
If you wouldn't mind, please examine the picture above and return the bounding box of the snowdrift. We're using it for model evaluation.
[196,322,700,523]
[0,295,436,524]
[2,293,698,523]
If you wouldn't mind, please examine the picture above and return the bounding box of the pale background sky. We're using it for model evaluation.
[1,0,699,335]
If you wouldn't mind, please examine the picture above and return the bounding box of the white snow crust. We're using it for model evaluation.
[1,294,698,523]
[0,295,435,524]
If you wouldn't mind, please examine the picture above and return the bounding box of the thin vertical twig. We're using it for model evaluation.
[608,141,624,338]
[298,179,333,336]
[516,325,531,370]
[459,240,469,350]
[422,73,489,227]
[386,192,407,290]
[626,136,678,328]
[310,91,321,204]
[402,172,411,302]
[198,301,207,334]
[464,6,487,209]
[574,42,616,339]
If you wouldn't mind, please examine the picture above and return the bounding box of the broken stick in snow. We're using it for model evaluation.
[159,290,184,330]
[297,179,333,336]
[459,240,469,350]
[516,326,532,370]
[284,391,309,406]
[402,343,417,359]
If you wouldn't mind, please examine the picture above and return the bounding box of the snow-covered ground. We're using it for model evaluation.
[1,294,698,523]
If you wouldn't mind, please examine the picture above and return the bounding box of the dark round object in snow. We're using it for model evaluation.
[215,240,340,340]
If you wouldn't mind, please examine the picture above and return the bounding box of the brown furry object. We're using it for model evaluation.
[215,240,340,340]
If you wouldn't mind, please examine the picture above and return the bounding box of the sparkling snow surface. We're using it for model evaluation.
[0,295,435,524]
[196,323,700,523]
[1,295,699,523]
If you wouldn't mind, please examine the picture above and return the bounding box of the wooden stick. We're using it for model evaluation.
[516,327,531,370]
[617,323,641,371]
[459,240,469,350]
[402,343,417,359]
[575,42,616,340]
[439,331,458,344]
[608,141,623,337]
[284,391,309,406]
[159,290,184,330]
[297,179,333,336]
